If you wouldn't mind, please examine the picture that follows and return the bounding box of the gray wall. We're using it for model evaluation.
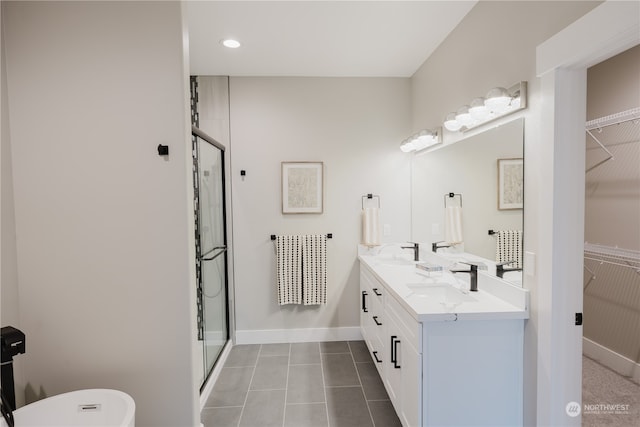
[2,2,198,425]
[1,2,24,408]
[585,44,640,250]
[229,77,412,340]
[584,45,640,364]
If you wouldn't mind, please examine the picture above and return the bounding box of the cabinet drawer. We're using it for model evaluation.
[386,293,422,352]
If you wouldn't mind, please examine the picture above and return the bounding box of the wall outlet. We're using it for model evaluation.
[383,224,391,236]
[431,223,440,235]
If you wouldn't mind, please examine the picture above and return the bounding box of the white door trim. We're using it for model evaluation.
[534,1,640,425]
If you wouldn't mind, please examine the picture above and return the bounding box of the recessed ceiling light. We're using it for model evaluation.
[221,39,241,49]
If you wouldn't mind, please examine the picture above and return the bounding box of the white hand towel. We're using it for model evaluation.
[276,235,302,305]
[301,234,327,305]
[444,206,463,245]
[362,207,381,246]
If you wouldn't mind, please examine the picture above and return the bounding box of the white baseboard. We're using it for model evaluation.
[235,327,362,344]
[200,340,232,410]
[583,337,640,384]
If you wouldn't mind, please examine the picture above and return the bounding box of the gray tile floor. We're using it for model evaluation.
[201,341,401,427]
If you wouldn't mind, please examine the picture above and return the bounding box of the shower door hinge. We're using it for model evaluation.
[575,313,583,326]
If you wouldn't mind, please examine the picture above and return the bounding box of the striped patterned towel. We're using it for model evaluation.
[276,235,302,305]
[496,230,523,269]
[301,235,327,305]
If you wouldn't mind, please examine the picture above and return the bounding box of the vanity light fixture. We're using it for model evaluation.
[399,128,441,153]
[444,81,527,132]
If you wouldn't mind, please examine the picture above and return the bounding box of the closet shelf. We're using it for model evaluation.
[585,106,640,173]
[584,243,640,272]
[586,107,640,130]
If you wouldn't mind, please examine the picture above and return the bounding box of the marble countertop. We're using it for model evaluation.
[358,247,529,322]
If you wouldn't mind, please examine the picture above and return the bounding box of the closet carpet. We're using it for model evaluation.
[201,341,401,427]
[582,355,640,427]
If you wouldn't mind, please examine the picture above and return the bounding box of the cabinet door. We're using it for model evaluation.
[399,338,421,427]
[384,315,402,408]
[360,278,369,343]
[385,304,422,427]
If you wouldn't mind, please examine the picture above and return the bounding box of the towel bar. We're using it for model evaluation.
[271,234,333,240]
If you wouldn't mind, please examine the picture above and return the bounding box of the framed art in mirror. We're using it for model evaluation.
[498,158,523,210]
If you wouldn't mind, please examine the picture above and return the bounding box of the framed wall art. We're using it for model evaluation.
[498,158,524,210]
[281,162,323,214]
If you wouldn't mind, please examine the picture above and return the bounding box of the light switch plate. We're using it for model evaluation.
[383,224,391,236]
[525,251,536,276]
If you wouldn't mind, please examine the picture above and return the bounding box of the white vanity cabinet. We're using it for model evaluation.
[360,265,423,426]
[358,254,528,427]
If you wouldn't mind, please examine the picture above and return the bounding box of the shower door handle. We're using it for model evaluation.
[201,246,227,262]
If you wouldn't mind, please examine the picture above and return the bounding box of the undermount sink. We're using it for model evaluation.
[406,283,477,305]
[374,256,415,266]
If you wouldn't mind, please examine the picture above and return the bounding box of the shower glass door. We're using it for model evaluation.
[195,128,228,383]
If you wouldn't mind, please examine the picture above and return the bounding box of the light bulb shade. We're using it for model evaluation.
[221,39,241,48]
[399,128,440,152]
[444,112,462,132]
[469,97,490,120]
[414,129,438,150]
[400,139,415,152]
[455,105,473,126]
[484,87,511,112]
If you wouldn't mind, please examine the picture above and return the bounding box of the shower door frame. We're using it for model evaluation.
[192,125,230,389]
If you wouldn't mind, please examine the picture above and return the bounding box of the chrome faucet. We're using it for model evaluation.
[401,242,420,261]
[496,261,522,279]
[450,263,479,292]
[432,241,451,253]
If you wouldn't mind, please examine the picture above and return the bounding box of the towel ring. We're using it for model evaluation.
[362,194,380,209]
[444,193,462,207]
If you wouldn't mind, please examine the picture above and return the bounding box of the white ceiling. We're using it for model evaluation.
[187,1,477,77]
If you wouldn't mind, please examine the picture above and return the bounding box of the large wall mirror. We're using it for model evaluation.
[411,118,524,287]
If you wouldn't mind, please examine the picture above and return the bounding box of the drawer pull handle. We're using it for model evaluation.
[362,291,368,312]
[390,335,401,369]
[373,316,382,326]
[373,288,382,296]
[372,351,382,363]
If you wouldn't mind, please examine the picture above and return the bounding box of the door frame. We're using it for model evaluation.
[534,2,639,425]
